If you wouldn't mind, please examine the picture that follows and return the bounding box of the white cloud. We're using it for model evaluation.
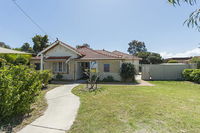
[160,48,200,59]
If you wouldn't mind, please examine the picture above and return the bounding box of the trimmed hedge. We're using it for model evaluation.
[0,65,52,124]
[182,69,200,83]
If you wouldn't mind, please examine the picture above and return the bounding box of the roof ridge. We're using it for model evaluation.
[78,47,119,58]
[96,49,122,58]
[95,49,121,58]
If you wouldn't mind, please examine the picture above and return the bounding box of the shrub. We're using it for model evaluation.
[56,73,63,80]
[15,55,29,65]
[0,54,31,65]
[190,69,200,83]
[182,69,194,81]
[0,58,6,67]
[102,76,115,82]
[168,60,178,63]
[190,57,200,69]
[120,63,136,82]
[0,65,43,123]
[39,70,53,87]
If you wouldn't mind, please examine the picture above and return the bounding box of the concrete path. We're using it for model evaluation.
[18,84,80,133]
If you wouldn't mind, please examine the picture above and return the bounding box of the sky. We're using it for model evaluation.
[0,0,200,58]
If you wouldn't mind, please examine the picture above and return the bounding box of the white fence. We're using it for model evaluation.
[142,63,197,80]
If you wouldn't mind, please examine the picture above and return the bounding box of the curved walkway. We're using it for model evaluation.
[18,84,80,133]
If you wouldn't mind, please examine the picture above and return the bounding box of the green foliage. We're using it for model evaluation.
[0,65,52,124]
[136,52,151,64]
[0,65,41,123]
[39,70,53,87]
[120,63,136,82]
[21,43,34,53]
[76,43,90,48]
[102,76,115,82]
[168,0,200,30]
[182,69,200,83]
[190,57,200,68]
[32,35,49,54]
[0,42,11,49]
[136,52,163,64]
[182,69,194,81]
[0,58,6,67]
[147,53,163,64]
[127,40,147,55]
[0,54,31,65]
[168,60,178,63]
[190,69,200,83]
[56,73,63,80]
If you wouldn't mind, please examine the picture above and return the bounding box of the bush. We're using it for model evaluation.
[120,63,136,82]
[0,65,43,123]
[0,54,31,65]
[182,69,200,83]
[182,69,194,81]
[190,57,200,69]
[102,76,115,82]
[168,60,178,63]
[39,70,53,87]
[56,73,63,80]
[15,55,29,65]
[0,58,6,67]
[190,69,200,83]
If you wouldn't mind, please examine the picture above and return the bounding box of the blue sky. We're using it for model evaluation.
[0,0,200,58]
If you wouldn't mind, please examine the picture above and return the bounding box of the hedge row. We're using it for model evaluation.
[0,65,52,124]
[182,69,200,83]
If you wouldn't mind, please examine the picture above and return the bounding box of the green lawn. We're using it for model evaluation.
[69,81,200,133]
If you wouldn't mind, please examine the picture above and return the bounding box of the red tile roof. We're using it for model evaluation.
[77,47,120,60]
[96,50,122,58]
[112,50,141,60]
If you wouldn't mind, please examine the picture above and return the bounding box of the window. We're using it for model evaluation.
[104,64,110,72]
[58,62,63,72]
[53,62,69,73]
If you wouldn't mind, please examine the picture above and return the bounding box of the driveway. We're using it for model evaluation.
[18,84,80,133]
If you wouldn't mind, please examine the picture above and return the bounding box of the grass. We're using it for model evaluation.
[12,84,61,133]
[69,81,200,133]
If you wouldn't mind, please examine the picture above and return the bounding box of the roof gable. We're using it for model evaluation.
[37,40,82,56]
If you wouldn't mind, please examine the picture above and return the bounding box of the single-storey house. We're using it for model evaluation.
[31,40,141,81]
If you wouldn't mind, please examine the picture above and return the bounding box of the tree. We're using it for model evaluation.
[136,52,151,64]
[147,53,163,64]
[136,52,163,64]
[32,35,49,54]
[190,57,200,68]
[0,42,11,49]
[120,63,136,82]
[76,43,90,48]
[127,40,147,55]
[168,0,200,30]
[21,43,34,53]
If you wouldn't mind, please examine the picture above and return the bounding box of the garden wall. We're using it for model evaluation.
[142,63,197,80]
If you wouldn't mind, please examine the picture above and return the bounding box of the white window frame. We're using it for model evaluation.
[53,62,68,73]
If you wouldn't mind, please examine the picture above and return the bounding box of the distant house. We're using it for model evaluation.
[30,40,141,81]
[164,57,192,64]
